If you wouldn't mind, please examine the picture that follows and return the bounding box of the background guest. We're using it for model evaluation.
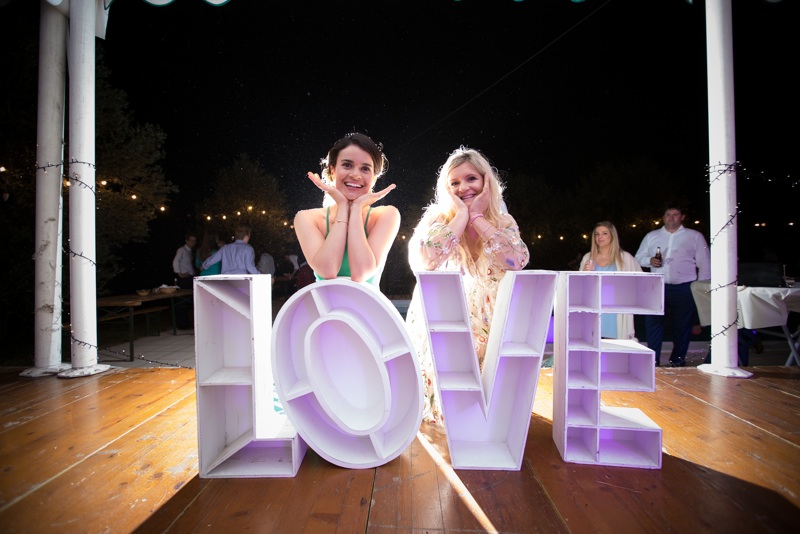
[257,250,276,277]
[580,221,642,340]
[172,232,197,290]
[195,232,221,276]
[635,205,710,366]
[202,225,260,275]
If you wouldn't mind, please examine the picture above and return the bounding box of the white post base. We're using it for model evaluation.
[57,364,111,378]
[697,363,753,378]
[20,364,72,378]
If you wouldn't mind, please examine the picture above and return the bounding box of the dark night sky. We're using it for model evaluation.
[89,0,795,217]
[1,0,797,284]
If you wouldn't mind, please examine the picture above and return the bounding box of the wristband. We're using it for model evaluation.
[469,213,485,225]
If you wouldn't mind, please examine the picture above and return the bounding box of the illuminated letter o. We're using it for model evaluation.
[272,279,423,468]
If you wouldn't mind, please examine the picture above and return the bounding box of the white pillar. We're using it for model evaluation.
[59,0,108,377]
[699,0,751,379]
[23,1,72,377]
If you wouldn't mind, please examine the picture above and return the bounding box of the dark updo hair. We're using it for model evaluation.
[320,132,388,181]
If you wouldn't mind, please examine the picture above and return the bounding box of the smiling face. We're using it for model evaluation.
[448,162,485,207]
[594,226,612,249]
[330,145,377,200]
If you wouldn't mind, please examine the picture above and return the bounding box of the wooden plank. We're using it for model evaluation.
[656,366,800,444]
[0,393,201,532]
[0,371,137,431]
[156,450,371,533]
[0,366,799,532]
[305,465,373,533]
[369,432,416,532]
[0,368,195,509]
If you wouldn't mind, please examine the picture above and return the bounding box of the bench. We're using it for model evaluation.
[98,305,169,337]
[63,305,170,362]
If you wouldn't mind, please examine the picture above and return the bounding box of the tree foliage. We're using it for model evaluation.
[196,153,293,257]
[90,57,177,290]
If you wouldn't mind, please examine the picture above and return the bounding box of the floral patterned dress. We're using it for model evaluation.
[405,211,530,424]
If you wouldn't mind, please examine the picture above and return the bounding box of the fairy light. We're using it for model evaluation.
[706,161,742,346]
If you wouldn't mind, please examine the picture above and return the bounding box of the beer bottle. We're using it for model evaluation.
[655,247,662,262]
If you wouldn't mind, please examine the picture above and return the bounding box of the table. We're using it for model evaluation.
[96,289,194,360]
[691,282,800,366]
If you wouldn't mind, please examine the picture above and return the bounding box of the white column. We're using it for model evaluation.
[699,0,751,379]
[59,0,109,377]
[24,1,72,377]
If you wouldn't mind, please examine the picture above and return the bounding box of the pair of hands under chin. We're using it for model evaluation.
[306,172,396,210]
[449,187,490,219]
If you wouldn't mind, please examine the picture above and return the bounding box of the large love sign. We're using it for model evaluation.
[193,271,663,477]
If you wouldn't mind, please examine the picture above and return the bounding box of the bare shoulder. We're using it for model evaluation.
[371,204,400,219]
[295,207,325,224]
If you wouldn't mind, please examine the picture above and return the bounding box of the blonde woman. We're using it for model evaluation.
[406,147,529,425]
[580,221,642,340]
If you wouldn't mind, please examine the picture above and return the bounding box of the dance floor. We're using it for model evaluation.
[0,364,798,533]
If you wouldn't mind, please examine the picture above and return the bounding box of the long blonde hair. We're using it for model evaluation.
[590,221,624,269]
[431,147,504,222]
[421,147,510,270]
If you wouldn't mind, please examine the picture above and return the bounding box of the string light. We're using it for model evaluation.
[70,333,97,351]
[97,345,193,369]
[706,161,748,349]
[701,281,741,350]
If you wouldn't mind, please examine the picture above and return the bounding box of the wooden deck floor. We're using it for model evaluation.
[0,365,798,533]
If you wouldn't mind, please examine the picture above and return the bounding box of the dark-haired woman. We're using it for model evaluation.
[294,133,399,286]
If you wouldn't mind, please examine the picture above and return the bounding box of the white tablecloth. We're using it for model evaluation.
[691,282,800,330]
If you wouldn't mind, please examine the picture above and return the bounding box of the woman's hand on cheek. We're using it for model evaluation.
[448,189,467,213]
[353,184,396,209]
[469,186,491,216]
[307,171,347,204]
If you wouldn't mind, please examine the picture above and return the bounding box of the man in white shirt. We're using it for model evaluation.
[172,233,197,290]
[635,205,710,367]
[172,232,197,330]
[258,251,276,276]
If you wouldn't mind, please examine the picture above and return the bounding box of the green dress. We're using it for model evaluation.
[314,206,379,286]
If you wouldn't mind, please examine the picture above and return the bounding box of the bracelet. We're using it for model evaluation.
[469,213,485,225]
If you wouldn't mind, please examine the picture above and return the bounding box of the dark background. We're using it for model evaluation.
[1,0,797,296]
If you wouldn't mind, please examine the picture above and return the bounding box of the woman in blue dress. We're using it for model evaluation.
[580,221,642,340]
